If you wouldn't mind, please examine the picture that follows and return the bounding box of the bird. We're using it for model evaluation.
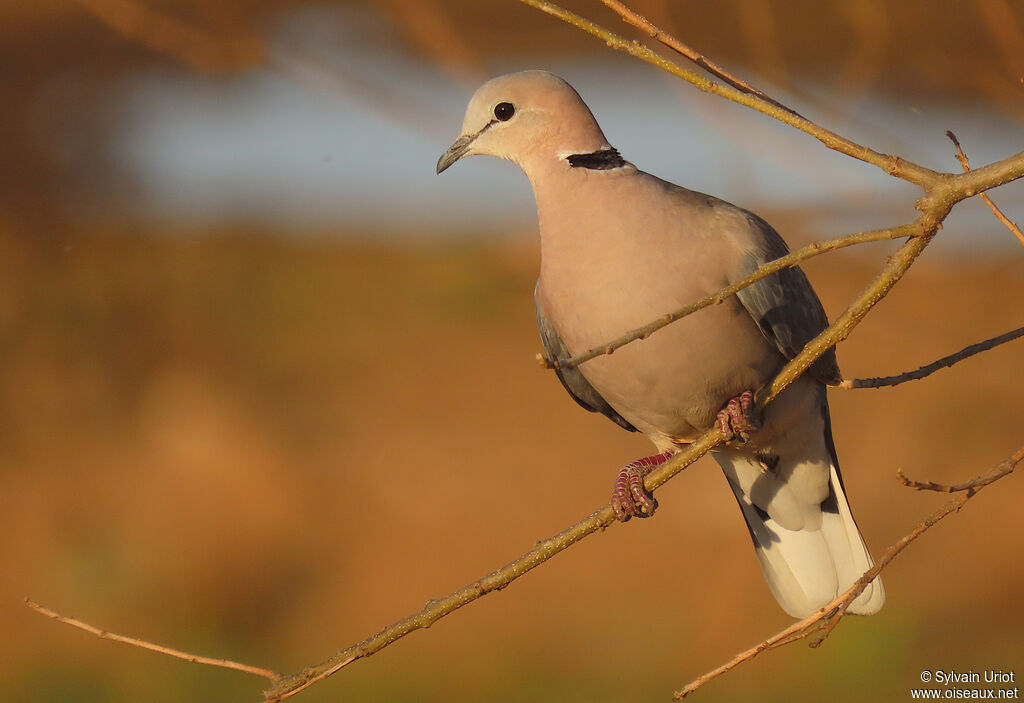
[436,70,883,618]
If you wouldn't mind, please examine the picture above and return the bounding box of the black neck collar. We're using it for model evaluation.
[565,147,627,170]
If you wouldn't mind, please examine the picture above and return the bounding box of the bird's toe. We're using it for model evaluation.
[609,451,673,520]
[716,390,762,442]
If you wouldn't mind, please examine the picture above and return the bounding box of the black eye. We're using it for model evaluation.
[493,102,515,121]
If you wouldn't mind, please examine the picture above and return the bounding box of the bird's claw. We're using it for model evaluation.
[716,390,761,442]
[610,451,673,520]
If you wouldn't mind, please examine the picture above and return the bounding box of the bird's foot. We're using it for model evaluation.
[610,451,674,521]
[716,390,761,442]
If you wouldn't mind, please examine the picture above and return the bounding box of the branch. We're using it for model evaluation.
[519,0,1024,201]
[897,445,1023,493]
[516,0,942,188]
[840,325,1024,389]
[675,443,1024,698]
[25,599,278,680]
[947,131,1024,247]
[597,0,802,117]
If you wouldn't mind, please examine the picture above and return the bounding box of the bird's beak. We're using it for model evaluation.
[436,133,476,174]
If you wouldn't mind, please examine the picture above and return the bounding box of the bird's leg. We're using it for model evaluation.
[610,451,674,521]
[716,390,761,442]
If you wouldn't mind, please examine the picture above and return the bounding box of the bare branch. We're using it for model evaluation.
[675,443,1024,698]
[517,0,943,189]
[25,599,278,680]
[897,445,1023,493]
[597,0,801,117]
[947,131,1024,247]
[841,325,1024,390]
[520,0,1024,200]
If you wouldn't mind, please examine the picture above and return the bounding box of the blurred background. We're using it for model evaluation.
[2,1,1023,701]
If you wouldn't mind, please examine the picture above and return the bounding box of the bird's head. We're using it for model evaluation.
[436,70,612,175]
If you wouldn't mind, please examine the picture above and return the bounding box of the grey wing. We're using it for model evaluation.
[536,296,638,432]
[734,211,841,385]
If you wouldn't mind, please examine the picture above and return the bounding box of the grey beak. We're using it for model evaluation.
[436,133,476,174]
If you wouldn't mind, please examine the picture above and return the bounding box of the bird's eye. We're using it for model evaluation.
[493,102,515,121]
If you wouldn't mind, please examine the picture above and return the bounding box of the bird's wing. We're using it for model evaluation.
[731,210,841,385]
[536,291,638,432]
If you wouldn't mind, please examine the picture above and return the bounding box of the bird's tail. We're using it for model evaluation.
[714,451,885,619]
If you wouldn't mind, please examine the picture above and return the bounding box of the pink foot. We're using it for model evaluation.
[716,390,761,442]
[610,451,674,520]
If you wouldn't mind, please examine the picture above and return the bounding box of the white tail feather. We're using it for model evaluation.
[716,453,885,618]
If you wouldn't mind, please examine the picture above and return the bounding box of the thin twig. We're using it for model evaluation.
[552,224,915,370]
[947,130,1024,247]
[675,443,1024,698]
[674,610,832,698]
[897,445,1023,493]
[597,0,802,117]
[25,599,279,680]
[840,325,1024,389]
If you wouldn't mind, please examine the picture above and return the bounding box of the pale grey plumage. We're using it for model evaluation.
[438,70,883,618]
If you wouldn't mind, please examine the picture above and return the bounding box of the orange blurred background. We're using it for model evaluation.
[2,1,1023,702]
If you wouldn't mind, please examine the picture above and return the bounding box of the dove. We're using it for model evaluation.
[437,70,883,618]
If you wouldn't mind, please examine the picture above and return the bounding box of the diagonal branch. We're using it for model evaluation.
[517,0,943,189]
[519,0,1024,199]
[897,445,1022,493]
[675,443,1024,698]
[840,325,1024,390]
[947,131,1024,247]
[25,599,278,680]
[597,0,802,117]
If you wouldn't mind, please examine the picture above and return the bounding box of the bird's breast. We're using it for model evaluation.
[534,177,781,440]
